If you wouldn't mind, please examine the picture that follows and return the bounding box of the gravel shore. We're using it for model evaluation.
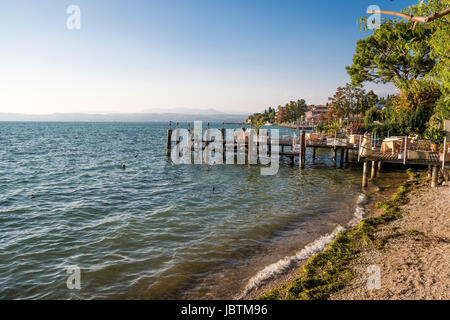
[332,184,449,300]
[240,170,409,300]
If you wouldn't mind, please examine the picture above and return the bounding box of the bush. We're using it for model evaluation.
[424,126,445,145]
[363,122,406,139]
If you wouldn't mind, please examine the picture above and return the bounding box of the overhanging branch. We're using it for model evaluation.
[367,8,450,29]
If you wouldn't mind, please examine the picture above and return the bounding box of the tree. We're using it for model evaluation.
[328,84,378,120]
[364,106,382,127]
[347,0,449,134]
[248,98,309,125]
[392,79,441,134]
[251,117,265,131]
[404,0,450,125]
[346,20,435,89]
[284,99,307,122]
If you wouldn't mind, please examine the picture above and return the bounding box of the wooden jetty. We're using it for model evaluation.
[166,122,450,188]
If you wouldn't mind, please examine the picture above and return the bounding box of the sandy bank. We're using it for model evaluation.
[240,170,408,300]
[332,184,449,300]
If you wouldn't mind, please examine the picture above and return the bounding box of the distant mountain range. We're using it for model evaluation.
[0,111,248,123]
[141,107,229,115]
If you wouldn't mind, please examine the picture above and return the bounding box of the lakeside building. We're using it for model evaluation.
[305,105,329,123]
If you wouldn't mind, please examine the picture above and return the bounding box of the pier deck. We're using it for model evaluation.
[166,124,449,188]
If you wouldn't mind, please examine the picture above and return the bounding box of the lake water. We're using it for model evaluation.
[0,122,364,299]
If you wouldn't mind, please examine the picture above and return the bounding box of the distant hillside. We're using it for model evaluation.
[0,112,248,123]
[141,108,228,115]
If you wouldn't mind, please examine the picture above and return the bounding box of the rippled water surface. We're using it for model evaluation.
[0,122,364,299]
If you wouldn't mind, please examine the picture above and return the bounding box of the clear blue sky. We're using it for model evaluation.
[0,0,415,114]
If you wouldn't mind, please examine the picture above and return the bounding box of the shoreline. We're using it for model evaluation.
[332,182,449,300]
[247,169,449,300]
[239,170,408,300]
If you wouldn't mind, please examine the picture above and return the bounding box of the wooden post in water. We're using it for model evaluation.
[333,147,337,168]
[187,123,192,158]
[312,147,316,162]
[257,128,260,165]
[204,122,210,151]
[299,130,306,169]
[268,137,272,157]
[166,121,172,157]
[302,131,306,165]
[345,148,349,163]
[428,165,432,178]
[371,160,377,180]
[377,161,382,175]
[362,161,369,187]
[431,165,439,188]
[248,129,252,165]
[340,148,344,168]
[221,123,226,162]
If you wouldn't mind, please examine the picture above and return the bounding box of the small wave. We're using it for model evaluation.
[237,224,345,299]
[347,193,368,227]
[237,193,368,299]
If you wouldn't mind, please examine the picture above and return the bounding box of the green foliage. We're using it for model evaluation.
[347,19,434,87]
[252,117,265,131]
[259,170,424,300]
[284,99,308,122]
[247,107,276,125]
[323,120,343,136]
[393,79,442,134]
[328,84,378,119]
[363,122,407,139]
[247,100,307,125]
[363,105,382,127]
[349,0,449,133]
[382,95,397,124]
[424,126,445,144]
[404,0,450,102]
[434,95,450,123]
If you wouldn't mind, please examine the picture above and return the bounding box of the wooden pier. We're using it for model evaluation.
[166,123,450,188]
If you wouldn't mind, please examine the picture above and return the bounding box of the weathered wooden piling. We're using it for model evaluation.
[431,165,439,188]
[340,149,344,168]
[370,160,377,179]
[442,136,447,171]
[362,161,369,187]
[221,123,226,160]
[166,122,172,157]
[377,161,382,174]
[403,135,408,165]
[256,129,260,165]
[312,147,316,162]
[187,123,192,157]
[299,130,306,169]
[333,148,337,168]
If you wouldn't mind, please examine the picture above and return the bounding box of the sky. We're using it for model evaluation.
[0,0,416,115]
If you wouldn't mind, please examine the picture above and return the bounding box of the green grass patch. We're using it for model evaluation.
[404,229,426,238]
[258,169,425,300]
